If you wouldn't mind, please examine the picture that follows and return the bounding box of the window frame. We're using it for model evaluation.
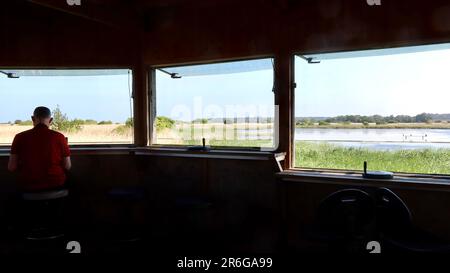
[291,43,450,179]
[0,66,136,149]
[148,56,279,152]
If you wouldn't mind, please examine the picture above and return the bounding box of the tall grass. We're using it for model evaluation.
[295,141,450,175]
[154,123,273,147]
[0,124,132,144]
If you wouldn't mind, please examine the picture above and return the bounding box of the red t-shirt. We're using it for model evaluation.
[11,123,71,191]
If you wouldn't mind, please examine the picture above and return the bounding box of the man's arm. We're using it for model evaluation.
[8,154,18,172]
[61,135,71,171]
[63,156,71,171]
[8,135,20,172]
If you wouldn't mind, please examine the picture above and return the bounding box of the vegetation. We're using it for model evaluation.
[297,119,315,126]
[98,120,113,125]
[51,106,83,133]
[295,122,450,129]
[125,117,133,127]
[156,116,175,131]
[112,117,133,135]
[192,118,209,124]
[323,113,435,124]
[296,113,450,127]
[83,119,98,125]
[295,141,450,175]
[14,120,33,126]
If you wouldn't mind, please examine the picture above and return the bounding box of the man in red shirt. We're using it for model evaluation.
[8,106,71,192]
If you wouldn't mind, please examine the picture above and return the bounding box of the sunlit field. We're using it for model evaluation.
[0,124,133,145]
[155,122,274,148]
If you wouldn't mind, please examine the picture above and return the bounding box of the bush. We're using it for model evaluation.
[52,105,82,133]
[318,121,330,126]
[192,118,209,124]
[296,119,314,126]
[112,125,132,135]
[14,119,33,126]
[83,119,98,125]
[125,117,133,127]
[112,118,134,135]
[156,116,175,131]
[98,120,113,125]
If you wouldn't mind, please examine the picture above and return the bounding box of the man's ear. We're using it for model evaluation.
[31,116,35,122]
[49,117,53,124]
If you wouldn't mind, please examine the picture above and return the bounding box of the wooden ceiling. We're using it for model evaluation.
[22,0,293,31]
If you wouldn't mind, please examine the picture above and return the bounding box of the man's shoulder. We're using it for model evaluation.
[14,128,34,138]
[49,129,66,139]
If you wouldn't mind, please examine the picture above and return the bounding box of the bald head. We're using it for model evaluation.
[33,106,51,119]
[32,106,53,127]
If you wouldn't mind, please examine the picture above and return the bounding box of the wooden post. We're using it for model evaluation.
[148,69,157,145]
[274,53,294,169]
[132,62,149,146]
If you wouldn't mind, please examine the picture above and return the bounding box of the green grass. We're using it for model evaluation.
[295,141,450,175]
[158,128,450,175]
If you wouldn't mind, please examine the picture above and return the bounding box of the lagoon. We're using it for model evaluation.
[295,128,450,151]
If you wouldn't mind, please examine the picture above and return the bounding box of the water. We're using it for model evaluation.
[236,127,450,150]
[295,128,450,151]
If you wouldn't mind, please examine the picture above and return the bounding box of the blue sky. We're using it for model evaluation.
[156,69,274,121]
[2,46,450,124]
[0,73,133,123]
[295,47,450,117]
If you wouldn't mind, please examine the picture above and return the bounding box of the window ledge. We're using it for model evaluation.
[136,147,283,161]
[277,169,450,190]
[0,146,283,161]
[0,146,135,156]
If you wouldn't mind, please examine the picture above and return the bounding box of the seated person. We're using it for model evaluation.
[7,106,71,192]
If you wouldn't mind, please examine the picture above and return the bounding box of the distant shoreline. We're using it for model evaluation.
[295,122,450,129]
[3,122,450,130]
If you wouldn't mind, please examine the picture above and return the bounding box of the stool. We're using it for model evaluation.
[106,186,146,242]
[21,189,69,241]
[173,197,215,249]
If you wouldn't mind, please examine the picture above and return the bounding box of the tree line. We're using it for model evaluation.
[296,113,449,125]
[11,106,133,134]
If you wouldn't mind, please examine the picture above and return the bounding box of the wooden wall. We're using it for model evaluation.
[2,0,450,253]
[143,0,450,65]
[0,1,137,67]
[3,0,450,67]
[0,153,280,252]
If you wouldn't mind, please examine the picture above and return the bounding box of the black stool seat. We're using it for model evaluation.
[107,187,146,201]
[21,189,69,241]
[106,186,147,243]
[22,189,69,201]
[175,197,212,210]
